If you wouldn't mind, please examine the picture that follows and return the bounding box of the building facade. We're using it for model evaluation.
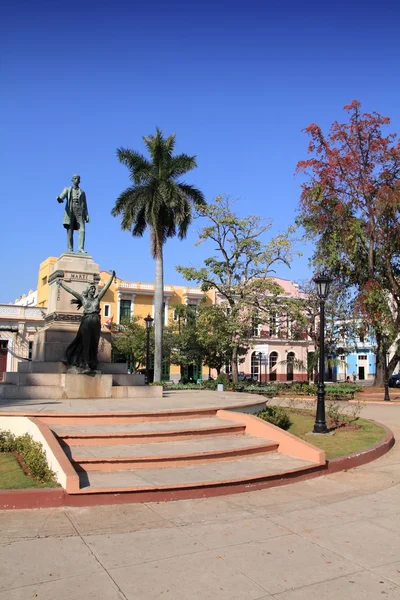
[334,327,376,382]
[0,304,46,380]
[213,278,311,382]
[2,258,312,383]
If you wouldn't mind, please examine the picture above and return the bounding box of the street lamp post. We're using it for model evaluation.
[144,314,154,385]
[382,334,391,402]
[258,352,263,383]
[313,274,332,434]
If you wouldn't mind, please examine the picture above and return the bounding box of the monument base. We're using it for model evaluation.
[0,250,155,400]
[33,327,112,364]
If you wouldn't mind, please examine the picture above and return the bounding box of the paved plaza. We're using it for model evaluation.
[1,401,400,599]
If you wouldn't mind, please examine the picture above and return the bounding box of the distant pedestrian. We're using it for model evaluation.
[346,375,350,383]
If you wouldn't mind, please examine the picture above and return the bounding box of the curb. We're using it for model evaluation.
[0,422,395,510]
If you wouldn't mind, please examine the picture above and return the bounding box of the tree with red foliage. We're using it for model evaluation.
[297,100,400,385]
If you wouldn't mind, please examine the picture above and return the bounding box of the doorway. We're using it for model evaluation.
[358,366,365,380]
[0,340,8,381]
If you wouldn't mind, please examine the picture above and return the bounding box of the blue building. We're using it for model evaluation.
[333,327,376,382]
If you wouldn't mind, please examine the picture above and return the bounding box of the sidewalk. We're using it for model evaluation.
[0,403,400,599]
[355,386,400,403]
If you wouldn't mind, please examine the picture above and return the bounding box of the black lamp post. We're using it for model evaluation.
[258,352,263,383]
[313,273,332,434]
[144,314,154,384]
[382,334,391,402]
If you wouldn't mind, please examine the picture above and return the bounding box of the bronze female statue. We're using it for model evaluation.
[57,270,115,372]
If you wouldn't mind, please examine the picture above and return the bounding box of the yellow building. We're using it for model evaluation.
[37,257,58,308]
[36,257,209,382]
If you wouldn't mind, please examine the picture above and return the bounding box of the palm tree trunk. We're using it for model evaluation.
[154,248,164,382]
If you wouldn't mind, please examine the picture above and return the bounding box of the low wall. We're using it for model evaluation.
[0,416,79,491]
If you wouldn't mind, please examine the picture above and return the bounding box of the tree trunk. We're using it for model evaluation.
[231,344,239,384]
[154,249,164,382]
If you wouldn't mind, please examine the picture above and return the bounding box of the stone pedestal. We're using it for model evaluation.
[0,251,151,400]
[32,252,111,363]
[33,328,111,363]
[64,373,112,399]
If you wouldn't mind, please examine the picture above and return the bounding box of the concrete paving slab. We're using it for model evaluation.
[66,503,172,536]
[284,476,358,499]
[217,534,362,595]
[0,507,76,544]
[84,527,204,570]
[372,560,400,587]
[109,550,269,600]
[0,536,102,592]
[228,487,320,515]
[273,569,400,599]
[180,515,289,549]
[148,495,254,526]
[0,572,126,600]
[268,503,355,534]
[302,520,400,569]
[322,490,400,521]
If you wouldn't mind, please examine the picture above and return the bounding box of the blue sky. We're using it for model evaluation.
[2,0,400,303]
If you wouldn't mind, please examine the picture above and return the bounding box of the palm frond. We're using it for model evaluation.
[111,186,137,217]
[116,148,153,185]
[168,154,197,179]
[177,182,206,207]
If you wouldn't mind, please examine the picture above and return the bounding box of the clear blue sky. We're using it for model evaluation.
[2,0,400,303]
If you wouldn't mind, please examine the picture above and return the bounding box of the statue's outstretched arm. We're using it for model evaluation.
[57,280,82,301]
[98,270,115,301]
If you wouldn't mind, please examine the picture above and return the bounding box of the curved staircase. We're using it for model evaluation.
[40,409,325,503]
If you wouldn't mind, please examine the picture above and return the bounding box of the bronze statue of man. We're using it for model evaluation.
[57,174,89,253]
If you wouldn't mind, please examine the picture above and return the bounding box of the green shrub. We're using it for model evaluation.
[202,379,217,390]
[216,372,229,385]
[163,383,200,390]
[245,384,276,397]
[0,430,57,485]
[256,406,292,430]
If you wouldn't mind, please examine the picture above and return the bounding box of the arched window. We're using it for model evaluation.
[251,352,259,380]
[269,351,278,381]
[287,351,295,381]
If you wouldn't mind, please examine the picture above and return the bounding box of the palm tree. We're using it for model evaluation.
[112,129,205,382]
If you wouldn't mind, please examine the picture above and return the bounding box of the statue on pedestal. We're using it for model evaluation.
[57,174,89,253]
[57,271,115,372]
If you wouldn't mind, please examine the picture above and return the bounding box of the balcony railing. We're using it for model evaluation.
[117,282,173,292]
[0,305,46,320]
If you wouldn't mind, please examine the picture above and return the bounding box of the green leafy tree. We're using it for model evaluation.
[177,195,301,383]
[168,304,204,381]
[197,304,248,375]
[297,101,400,384]
[298,280,360,381]
[111,318,148,370]
[112,129,205,382]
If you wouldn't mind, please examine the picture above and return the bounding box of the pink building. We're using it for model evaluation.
[218,278,312,382]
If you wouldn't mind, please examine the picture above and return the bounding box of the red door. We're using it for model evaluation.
[0,341,8,381]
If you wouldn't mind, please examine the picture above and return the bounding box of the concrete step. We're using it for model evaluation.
[51,416,246,445]
[64,434,278,470]
[39,408,221,425]
[17,362,135,374]
[3,373,64,386]
[0,385,65,399]
[75,452,316,493]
